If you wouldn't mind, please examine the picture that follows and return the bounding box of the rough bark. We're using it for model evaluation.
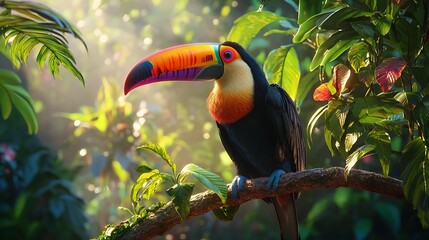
[118,167,404,239]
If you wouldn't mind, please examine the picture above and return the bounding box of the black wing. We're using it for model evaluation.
[265,84,306,172]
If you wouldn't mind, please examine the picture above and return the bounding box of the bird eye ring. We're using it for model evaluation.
[221,49,236,63]
[223,50,233,60]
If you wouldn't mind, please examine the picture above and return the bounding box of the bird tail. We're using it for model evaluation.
[272,194,300,240]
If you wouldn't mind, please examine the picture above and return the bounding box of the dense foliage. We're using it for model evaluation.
[0,1,88,239]
[0,93,88,239]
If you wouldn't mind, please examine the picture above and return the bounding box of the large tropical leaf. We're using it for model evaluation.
[227,11,285,48]
[375,57,407,92]
[297,0,322,24]
[317,6,372,30]
[0,1,86,84]
[352,96,403,125]
[402,138,429,228]
[0,69,37,134]
[263,45,300,101]
[293,7,345,43]
[310,30,357,70]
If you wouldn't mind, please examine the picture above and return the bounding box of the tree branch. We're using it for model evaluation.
[118,167,404,239]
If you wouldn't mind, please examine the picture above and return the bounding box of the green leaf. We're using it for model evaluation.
[324,124,337,156]
[284,0,299,11]
[306,198,330,223]
[317,7,372,30]
[325,100,350,143]
[391,16,422,58]
[166,183,195,220]
[371,13,393,35]
[112,160,130,183]
[49,198,65,219]
[362,0,377,10]
[348,42,370,72]
[366,128,391,176]
[0,84,12,119]
[345,144,376,178]
[227,11,285,48]
[0,72,38,134]
[307,104,328,147]
[321,38,356,69]
[354,218,372,240]
[352,96,403,125]
[310,30,357,70]
[344,122,365,152]
[138,142,176,175]
[296,70,319,108]
[264,45,300,101]
[13,193,28,220]
[402,138,429,228]
[351,22,376,38]
[375,115,407,136]
[179,163,228,204]
[136,165,153,174]
[131,169,165,203]
[334,188,351,209]
[213,205,240,222]
[394,92,423,107]
[293,7,347,43]
[0,69,32,122]
[297,0,322,24]
[414,101,429,141]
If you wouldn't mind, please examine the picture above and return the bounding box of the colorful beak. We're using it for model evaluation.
[124,43,223,95]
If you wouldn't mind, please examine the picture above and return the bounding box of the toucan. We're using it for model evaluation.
[124,41,306,240]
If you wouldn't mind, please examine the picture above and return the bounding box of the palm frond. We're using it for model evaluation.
[0,0,87,84]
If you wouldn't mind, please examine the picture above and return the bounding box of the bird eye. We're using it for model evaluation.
[220,48,237,63]
[223,50,233,60]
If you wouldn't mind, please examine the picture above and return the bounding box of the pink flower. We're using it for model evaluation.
[0,144,16,161]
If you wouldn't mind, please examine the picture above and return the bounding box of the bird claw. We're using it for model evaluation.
[230,175,249,199]
[267,169,286,191]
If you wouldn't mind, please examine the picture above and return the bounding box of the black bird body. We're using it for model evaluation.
[215,42,304,179]
[214,43,305,240]
[217,86,300,179]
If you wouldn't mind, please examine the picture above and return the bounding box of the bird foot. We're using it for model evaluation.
[230,175,249,199]
[267,169,286,191]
